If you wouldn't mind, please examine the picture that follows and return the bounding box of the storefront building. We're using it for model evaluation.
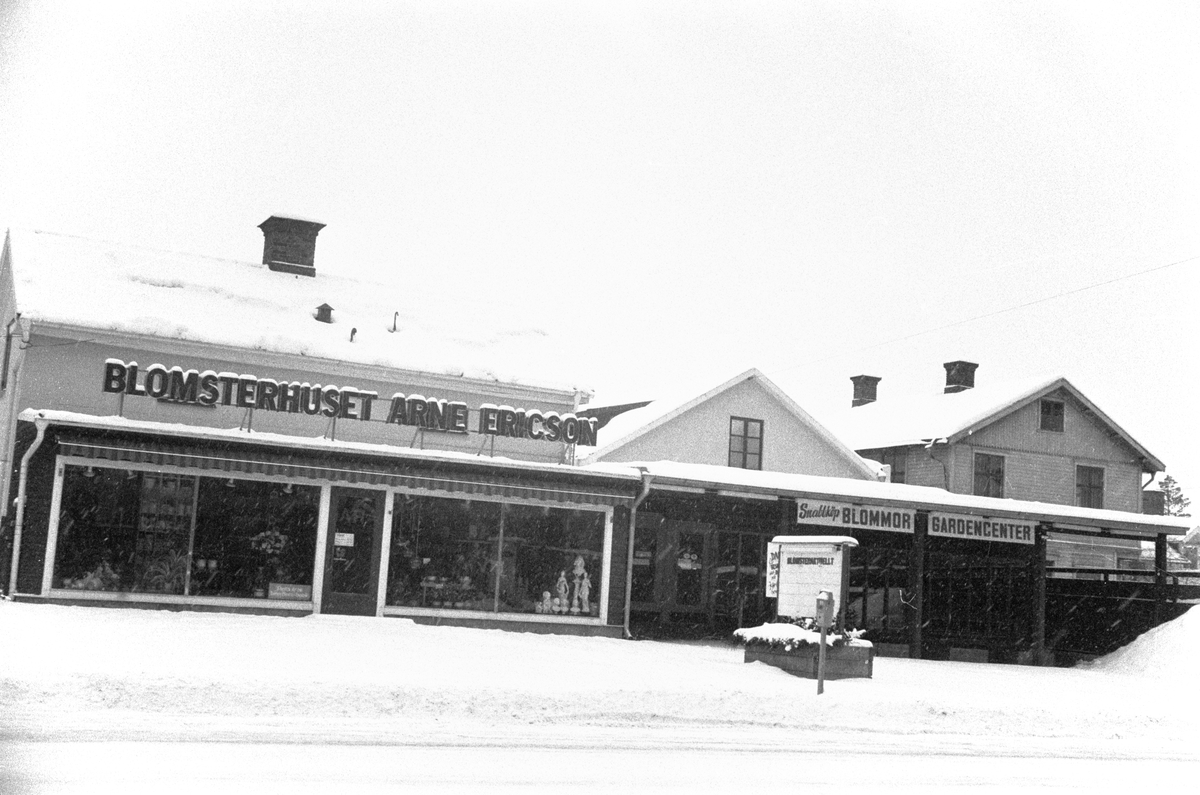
[12,410,639,635]
[579,369,1192,660]
[607,460,1191,661]
[0,221,638,635]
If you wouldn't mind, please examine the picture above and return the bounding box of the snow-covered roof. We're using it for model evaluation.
[823,374,1165,472]
[579,368,881,480]
[3,228,587,393]
[581,459,1192,537]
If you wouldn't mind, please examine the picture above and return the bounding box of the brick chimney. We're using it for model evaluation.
[943,360,978,393]
[259,216,326,277]
[850,375,881,407]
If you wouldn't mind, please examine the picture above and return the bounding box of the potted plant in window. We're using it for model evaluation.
[248,529,289,598]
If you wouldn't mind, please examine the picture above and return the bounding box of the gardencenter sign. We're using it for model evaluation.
[796,500,915,534]
[928,512,1035,545]
[100,359,599,446]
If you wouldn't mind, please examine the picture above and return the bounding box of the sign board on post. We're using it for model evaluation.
[767,535,858,625]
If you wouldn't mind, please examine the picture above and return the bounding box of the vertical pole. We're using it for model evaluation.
[311,485,332,615]
[908,511,927,659]
[493,505,505,612]
[375,491,395,617]
[776,498,794,623]
[1154,533,1168,626]
[1031,524,1048,666]
[183,476,200,596]
[40,460,66,595]
[817,621,828,696]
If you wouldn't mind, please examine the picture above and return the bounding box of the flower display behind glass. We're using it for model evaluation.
[249,529,289,558]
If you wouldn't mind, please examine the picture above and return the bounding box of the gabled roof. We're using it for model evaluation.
[579,368,882,480]
[824,374,1166,473]
[2,228,587,393]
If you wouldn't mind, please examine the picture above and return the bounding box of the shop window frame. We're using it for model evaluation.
[42,456,320,610]
[380,487,614,625]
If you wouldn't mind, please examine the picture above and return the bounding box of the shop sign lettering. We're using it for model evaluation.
[773,541,846,619]
[796,500,914,533]
[100,359,598,446]
[929,513,1034,545]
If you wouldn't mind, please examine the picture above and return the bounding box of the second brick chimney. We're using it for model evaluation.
[259,215,326,277]
[850,375,881,407]
[943,360,979,393]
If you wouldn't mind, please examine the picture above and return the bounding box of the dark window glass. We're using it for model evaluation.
[728,417,764,470]
[1076,465,1104,509]
[675,532,705,605]
[386,496,606,616]
[973,453,1005,498]
[191,478,319,599]
[386,496,501,611]
[630,513,660,603]
[503,504,605,616]
[53,465,318,600]
[1040,400,1064,432]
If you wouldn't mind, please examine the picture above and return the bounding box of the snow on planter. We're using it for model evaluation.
[734,621,874,680]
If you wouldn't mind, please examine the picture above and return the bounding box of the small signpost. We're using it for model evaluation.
[815,589,834,695]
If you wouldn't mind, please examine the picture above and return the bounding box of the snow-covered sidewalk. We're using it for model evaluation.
[1,602,1197,761]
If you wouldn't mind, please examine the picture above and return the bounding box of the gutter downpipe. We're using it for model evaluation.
[623,467,654,639]
[8,416,48,595]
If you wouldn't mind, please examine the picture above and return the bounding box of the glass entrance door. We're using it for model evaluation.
[322,487,385,616]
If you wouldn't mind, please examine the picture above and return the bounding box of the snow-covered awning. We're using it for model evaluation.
[31,410,638,508]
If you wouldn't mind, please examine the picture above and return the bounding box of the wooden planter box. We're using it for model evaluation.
[744,643,874,680]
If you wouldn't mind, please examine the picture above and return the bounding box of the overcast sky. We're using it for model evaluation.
[2,1,1197,497]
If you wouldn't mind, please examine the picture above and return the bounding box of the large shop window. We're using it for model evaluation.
[53,465,319,600]
[386,495,606,617]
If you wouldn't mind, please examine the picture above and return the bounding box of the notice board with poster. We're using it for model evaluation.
[767,535,858,624]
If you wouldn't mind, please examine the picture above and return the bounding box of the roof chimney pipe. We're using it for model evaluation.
[943,360,978,394]
[850,375,881,407]
[259,215,325,277]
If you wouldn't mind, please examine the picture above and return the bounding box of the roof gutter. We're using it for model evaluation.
[622,467,654,639]
[8,415,48,595]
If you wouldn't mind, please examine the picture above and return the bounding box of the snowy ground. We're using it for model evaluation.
[1,601,1197,792]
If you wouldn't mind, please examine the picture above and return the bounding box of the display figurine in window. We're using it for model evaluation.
[554,570,570,614]
[537,590,553,614]
[577,570,592,615]
[570,555,588,615]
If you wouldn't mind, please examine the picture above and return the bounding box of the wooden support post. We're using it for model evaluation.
[908,511,927,659]
[1031,524,1048,666]
[1154,533,1168,626]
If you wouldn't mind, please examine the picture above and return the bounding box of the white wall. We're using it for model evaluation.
[593,378,871,479]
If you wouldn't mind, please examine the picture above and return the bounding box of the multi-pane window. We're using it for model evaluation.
[973,452,1005,498]
[1076,465,1104,509]
[1040,399,1065,432]
[728,417,763,470]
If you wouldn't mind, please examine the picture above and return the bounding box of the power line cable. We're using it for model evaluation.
[768,252,1200,375]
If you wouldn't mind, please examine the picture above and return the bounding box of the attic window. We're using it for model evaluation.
[728,417,763,470]
[315,303,333,323]
[1040,399,1064,432]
